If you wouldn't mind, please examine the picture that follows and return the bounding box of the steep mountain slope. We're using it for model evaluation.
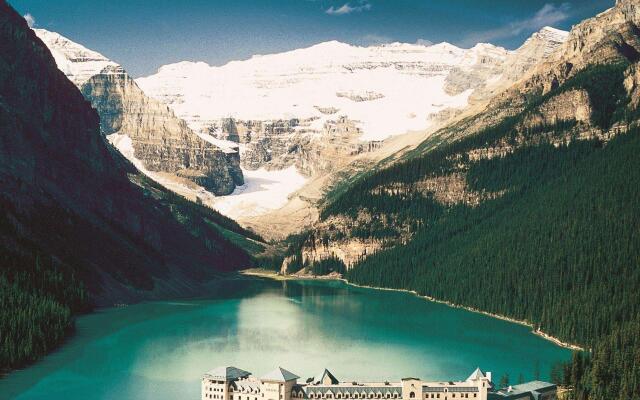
[35,29,243,195]
[136,31,565,236]
[286,1,640,399]
[0,2,257,372]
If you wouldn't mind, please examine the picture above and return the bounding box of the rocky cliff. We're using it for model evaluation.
[35,29,243,195]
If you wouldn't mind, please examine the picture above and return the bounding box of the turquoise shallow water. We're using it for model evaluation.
[0,278,571,399]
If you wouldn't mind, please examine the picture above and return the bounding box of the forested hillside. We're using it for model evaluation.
[285,41,640,400]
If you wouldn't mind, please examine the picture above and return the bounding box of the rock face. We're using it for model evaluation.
[438,0,640,143]
[0,5,250,305]
[500,27,569,86]
[34,29,243,195]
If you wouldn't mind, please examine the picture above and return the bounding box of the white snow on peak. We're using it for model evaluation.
[34,28,118,86]
[515,26,569,59]
[137,40,510,141]
[539,26,570,40]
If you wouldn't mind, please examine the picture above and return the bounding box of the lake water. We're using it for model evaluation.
[0,278,571,399]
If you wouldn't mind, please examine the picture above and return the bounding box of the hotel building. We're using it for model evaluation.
[201,367,556,400]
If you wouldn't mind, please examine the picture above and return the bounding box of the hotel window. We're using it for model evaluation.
[410,393,416,399]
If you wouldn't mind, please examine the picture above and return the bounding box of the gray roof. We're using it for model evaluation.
[305,386,402,397]
[262,367,301,382]
[423,386,478,393]
[489,381,556,400]
[232,379,262,393]
[466,368,486,382]
[313,369,340,385]
[205,366,251,380]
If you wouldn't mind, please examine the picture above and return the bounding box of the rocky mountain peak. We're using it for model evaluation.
[34,28,117,85]
[35,28,244,195]
[546,0,640,68]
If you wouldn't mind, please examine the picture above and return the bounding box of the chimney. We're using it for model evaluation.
[486,372,492,383]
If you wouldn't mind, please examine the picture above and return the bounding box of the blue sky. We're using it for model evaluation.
[11,0,613,77]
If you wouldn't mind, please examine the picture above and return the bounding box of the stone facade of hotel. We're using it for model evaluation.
[201,367,557,400]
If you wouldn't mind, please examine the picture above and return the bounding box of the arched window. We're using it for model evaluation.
[410,393,416,399]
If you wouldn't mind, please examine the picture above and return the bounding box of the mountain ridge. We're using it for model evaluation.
[35,28,244,196]
[0,1,256,372]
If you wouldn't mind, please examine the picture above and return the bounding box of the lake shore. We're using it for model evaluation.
[243,268,585,352]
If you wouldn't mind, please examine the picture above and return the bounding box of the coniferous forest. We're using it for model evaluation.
[299,63,640,400]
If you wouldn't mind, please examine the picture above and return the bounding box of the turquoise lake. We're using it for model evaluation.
[0,278,571,399]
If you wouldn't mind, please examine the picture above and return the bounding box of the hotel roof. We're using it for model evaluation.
[466,368,486,381]
[262,367,301,382]
[205,366,251,380]
[312,369,340,385]
[489,381,556,399]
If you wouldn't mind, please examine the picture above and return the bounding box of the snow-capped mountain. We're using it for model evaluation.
[137,40,511,142]
[499,26,569,86]
[35,26,568,238]
[35,28,244,195]
[34,29,117,86]
[133,29,568,236]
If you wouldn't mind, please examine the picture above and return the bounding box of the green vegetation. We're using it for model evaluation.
[306,63,640,399]
[0,221,90,372]
[309,255,346,276]
[138,175,263,242]
[0,176,261,374]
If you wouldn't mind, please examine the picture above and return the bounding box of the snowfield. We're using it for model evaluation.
[137,41,509,141]
[108,133,306,218]
[211,166,307,218]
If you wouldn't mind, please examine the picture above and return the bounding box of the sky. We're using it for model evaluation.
[10,0,614,78]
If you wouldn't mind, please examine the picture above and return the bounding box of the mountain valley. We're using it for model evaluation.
[1,0,639,399]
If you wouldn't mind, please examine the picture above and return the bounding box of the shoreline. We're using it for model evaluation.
[242,269,584,352]
[344,281,585,351]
